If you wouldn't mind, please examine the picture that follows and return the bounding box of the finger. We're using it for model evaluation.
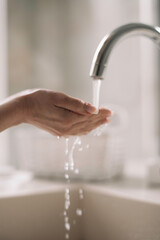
[52,105,112,130]
[53,92,97,115]
[83,107,112,121]
[64,108,112,134]
[71,119,107,136]
[82,117,110,132]
[98,107,113,116]
[84,108,112,123]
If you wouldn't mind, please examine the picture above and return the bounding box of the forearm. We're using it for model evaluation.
[0,95,24,132]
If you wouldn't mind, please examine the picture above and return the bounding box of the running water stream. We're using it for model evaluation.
[64,137,83,239]
[92,79,101,111]
[63,79,101,239]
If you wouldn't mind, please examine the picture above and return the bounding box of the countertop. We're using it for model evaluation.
[0,167,160,205]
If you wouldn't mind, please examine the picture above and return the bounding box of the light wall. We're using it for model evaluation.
[7,0,159,160]
[0,0,9,165]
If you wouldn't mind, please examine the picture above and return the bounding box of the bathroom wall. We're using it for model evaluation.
[7,0,159,160]
[0,0,9,165]
[139,0,159,158]
[64,0,141,159]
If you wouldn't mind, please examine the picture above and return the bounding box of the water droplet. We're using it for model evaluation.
[70,162,74,167]
[65,192,70,200]
[65,222,70,231]
[65,200,70,210]
[78,147,83,152]
[65,162,69,171]
[65,188,70,194]
[65,233,69,239]
[65,174,69,179]
[77,138,81,145]
[68,137,79,171]
[64,136,83,239]
[79,188,84,199]
[75,168,79,174]
[76,208,82,216]
[64,217,69,222]
[70,165,74,171]
[65,138,69,155]
[79,189,83,194]
[80,194,84,199]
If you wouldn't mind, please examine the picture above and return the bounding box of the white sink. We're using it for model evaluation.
[0,178,160,240]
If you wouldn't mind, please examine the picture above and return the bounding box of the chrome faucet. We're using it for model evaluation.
[90,23,160,80]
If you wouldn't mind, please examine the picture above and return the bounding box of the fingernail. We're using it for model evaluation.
[85,103,97,114]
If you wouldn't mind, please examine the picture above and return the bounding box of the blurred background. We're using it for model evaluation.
[0,0,160,173]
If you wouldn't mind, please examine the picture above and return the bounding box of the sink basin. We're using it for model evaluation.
[0,179,160,240]
[83,184,160,240]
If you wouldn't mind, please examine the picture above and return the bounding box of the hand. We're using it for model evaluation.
[0,89,112,136]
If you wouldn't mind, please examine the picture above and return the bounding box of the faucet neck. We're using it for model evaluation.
[90,23,160,79]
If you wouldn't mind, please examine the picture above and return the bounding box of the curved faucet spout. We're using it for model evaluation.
[90,23,160,79]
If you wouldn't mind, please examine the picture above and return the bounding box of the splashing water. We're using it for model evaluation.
[65,138,69,155]
[62,79,102,238]
[68,137,81,171]
[65,233,69,239]
[64,192,70,237]
[65,173,69,179]
[63,137,86,239]
[65,222,70,231]
[74,168,79,174]
[76,208,83,216]
[62,78,102,239]
[63,137,81,239]
[79,188,84,199]
[64,139,71,239]
[92,79,101,111]
[63,79,101,228]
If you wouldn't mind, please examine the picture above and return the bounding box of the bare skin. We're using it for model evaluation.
[0,89,112,136]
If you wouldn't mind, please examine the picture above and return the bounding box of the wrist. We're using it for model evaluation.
[0,89,37,132]
[14,94,28,124]
[20,89,36,123]
[0,98,22,132]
